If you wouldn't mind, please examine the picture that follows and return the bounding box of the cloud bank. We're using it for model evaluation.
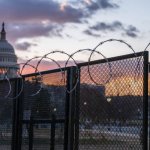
[0,0,140,51]
[84,21,139,38]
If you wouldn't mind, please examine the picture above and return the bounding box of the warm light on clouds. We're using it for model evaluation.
[60,0,68,11]
[0,0,149,64]
[84,0,92,5]
[105,76,143,96]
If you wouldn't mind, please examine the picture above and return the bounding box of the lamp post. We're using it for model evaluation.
[107,97,112,130]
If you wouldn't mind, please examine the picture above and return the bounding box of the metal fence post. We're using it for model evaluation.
[68,66,75,150]
[64,68,70,150]
[143,51,149,150]
[50,114,56,150]
[11,79,17,150]
[74,67,80,150]
[29,116,33,150]
[11,78,24,150]
[64,67,79,150]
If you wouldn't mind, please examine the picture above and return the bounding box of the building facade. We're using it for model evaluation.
[0,23,19,79]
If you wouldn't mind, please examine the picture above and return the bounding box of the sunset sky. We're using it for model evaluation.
[0,0,150,64]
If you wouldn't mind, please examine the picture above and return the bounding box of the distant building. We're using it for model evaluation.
[0,23,19,79]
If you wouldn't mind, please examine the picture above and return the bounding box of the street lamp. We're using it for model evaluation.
[107,97,112,102]
[53,108,57,112]
[83,101,87,105]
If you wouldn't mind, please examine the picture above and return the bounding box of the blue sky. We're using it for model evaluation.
[0,0,150,62]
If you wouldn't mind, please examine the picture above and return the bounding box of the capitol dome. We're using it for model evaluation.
[0,23,19,79]
[0,41,15,53]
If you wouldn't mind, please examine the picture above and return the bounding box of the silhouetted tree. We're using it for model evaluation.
[31,88,52,119]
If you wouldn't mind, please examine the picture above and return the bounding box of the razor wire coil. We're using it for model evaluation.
[0,39,149,98]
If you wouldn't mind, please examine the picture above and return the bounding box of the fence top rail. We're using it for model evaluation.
[78,51,147,67]
[22,51,147,78]
[22,66,70,78]
[0,51,147,80]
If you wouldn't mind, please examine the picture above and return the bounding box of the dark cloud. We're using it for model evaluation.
[87,0,118,13]
[90,21,123,31]
[0,0,119,42]
[15,42,37,51]
[85,21,139,38]
[0,0,85,23]
[125,25,139,38]
[7,23,63,42]
[84,30,101,37]
[0,0,118,24]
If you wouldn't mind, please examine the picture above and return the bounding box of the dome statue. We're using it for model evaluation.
[0,22,19,79]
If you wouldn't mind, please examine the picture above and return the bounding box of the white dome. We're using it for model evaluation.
[0,40,15,53]
[0,23,19,79]
[0,40,17,67]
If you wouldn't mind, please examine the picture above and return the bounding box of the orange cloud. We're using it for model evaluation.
[60,0,68,11]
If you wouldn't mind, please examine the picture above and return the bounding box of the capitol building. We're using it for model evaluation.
[0,23,19,79]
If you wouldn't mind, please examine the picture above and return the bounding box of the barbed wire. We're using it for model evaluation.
[90,39,142,84]
[0,39,149,99]
[35,50,80,94]
[65,48,112,85]
[135,42,150,78]
[92,39,137,56]
[20,56,65,96]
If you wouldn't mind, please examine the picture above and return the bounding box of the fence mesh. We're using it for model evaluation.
[21,71,66,150]
[79,56,144,150]
[148,71,150,149]
[0,79,15,150]
[0,52,149,150]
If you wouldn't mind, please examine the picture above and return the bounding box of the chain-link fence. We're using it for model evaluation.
[21,70,67,150]
[148,65,150,149]
[0,51,149,150]
[77,52,148,150]
[0,79,16,150]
